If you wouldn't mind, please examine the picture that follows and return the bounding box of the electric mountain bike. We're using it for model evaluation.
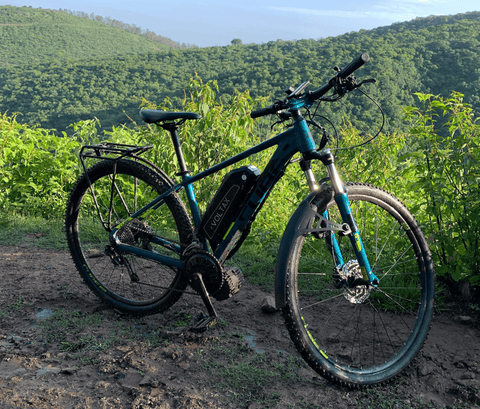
[65,53,435,387]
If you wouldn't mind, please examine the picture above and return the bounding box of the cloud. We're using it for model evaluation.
[266,6,407,22]
[266,0,449,23]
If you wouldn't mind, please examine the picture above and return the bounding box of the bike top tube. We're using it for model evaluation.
[181,110,316,187]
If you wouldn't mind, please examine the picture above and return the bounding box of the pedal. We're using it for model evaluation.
[190,315,217,333]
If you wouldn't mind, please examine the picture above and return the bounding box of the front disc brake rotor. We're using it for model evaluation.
[339,260,371,304]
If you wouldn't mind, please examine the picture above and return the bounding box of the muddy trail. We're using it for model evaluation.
[0,240,479,408]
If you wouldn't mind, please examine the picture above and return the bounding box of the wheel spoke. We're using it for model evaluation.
[283,184,434,386]
[66,160,193,315]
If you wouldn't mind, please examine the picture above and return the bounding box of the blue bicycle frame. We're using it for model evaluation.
[110,102,379,286]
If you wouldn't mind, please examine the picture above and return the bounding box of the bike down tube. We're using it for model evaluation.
[178,124,301,231]
[176,127,296,227]
[213,135,299,263]
[209,109,313,262]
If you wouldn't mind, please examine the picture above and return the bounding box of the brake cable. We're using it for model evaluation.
[333,86,385,150]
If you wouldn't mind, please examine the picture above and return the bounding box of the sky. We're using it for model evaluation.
[5,0,480,47]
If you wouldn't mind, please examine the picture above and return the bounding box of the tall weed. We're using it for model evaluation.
[0,113,80,218]
[403,92,480,284]
[2,82,478,286]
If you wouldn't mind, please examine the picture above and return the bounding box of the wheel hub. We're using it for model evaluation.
[339,260,371,304]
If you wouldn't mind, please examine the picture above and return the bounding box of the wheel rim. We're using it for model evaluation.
[293,190,431,378]
[74,163,187,306]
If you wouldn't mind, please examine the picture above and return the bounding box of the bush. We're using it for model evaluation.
[403,92,480,284]
[2,81,478,287]
[0,113,81,218]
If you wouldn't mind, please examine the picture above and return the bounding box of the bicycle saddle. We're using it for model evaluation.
[139,109,201,123]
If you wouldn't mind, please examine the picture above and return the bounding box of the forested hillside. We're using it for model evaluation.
[0,6,168,66]
[59,9,196,49]
[1,8,480,135]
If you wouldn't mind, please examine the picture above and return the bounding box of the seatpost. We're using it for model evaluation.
[162,122,189,176]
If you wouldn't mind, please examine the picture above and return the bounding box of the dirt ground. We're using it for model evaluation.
[0,238,479,408]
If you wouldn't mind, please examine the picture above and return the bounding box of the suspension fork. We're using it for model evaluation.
[301,150,379,286]
[300,158,344,269]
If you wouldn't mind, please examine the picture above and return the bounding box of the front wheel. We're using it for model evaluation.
[281,183,435,387]
[65,159,194,316]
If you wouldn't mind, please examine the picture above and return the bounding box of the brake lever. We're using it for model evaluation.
[271,110,292,131]
[333,76,376,97]
[356,78,376,87]
[278,111,292,121]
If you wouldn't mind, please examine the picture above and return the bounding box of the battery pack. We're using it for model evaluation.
[199,165,260,251]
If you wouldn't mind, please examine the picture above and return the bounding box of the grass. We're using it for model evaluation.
[55,285,76,299]
[231,234,280,291]
[0,212,473,408]
[0,213,67,250]
[36,308,148,365]
[355,384,480,409]
[39,309,105,343]
[31,303,319,407]
[0,296,28,323]
[35,306,199,364]
[171,310,192,328]
[198,339,307,408]
[0,210,280,291]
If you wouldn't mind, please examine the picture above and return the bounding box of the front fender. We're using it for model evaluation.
[274,190,332,310]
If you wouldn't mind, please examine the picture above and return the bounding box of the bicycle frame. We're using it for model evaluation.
[107,109,379,286]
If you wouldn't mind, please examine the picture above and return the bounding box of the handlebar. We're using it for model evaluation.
[250,106,279,119]
[306,53,369,102]
[250,53,370,118]
[337,53,369,79]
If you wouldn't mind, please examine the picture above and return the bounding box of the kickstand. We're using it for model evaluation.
[190,273,218,333]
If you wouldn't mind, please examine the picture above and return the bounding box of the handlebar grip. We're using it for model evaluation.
[250,106,276,119]
[337,53,370,79]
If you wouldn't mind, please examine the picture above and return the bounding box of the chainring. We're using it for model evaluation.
[185,250,224,295]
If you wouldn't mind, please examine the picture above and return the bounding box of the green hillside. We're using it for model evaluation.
[59,9,196,49]
[0,5,168,66]
[1,9,480,135]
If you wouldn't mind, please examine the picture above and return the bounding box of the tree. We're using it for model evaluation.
[231,38,242,46]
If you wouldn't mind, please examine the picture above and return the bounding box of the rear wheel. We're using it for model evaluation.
[282,183,435,386]
[65,160,194,315]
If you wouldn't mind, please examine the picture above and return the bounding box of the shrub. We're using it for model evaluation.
[403,92,480,284]
[0,113,81,218]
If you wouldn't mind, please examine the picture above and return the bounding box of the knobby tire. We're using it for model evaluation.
[281,183,435,387]
[65,160,194,316]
